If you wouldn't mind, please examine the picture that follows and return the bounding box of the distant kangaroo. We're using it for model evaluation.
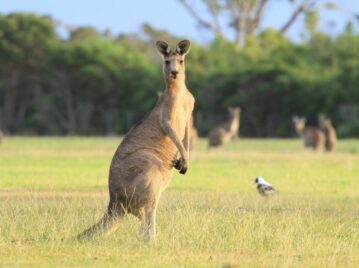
[77,40,195,241]
[319,116,337,152]
[208,107,241,148]
[292,116,324,150]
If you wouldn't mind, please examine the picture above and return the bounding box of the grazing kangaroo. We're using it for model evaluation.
[208,107,241,148]
[292,116,324,150]
[77,40,195,241]
[319,116,337,152]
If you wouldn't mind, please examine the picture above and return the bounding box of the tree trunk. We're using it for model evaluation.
[3,70,20,132]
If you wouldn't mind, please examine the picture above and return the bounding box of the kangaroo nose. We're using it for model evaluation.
[171,71,178,76]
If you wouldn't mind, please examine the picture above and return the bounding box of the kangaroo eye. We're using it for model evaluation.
[165,60,170,65]
[179,60,184,64]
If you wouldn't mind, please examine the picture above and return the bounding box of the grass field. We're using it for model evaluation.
[1,137,359,267]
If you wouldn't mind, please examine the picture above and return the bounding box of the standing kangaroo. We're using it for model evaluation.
[319,116,337,152]
[77,40,195,241]
[208,107,241,148]
[292,116,324,150]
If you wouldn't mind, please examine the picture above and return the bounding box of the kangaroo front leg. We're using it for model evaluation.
[184,118,190,156]
[174,118,191,173]
[160,107,188,174]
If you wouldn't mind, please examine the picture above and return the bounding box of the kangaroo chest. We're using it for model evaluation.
[170,96,192,139]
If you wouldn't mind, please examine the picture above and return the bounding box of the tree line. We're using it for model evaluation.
[0,13,358,137]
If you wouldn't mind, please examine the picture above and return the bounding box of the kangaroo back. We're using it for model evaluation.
[208,107,241,148]
[293,116,324,150]
[323,119,337,151]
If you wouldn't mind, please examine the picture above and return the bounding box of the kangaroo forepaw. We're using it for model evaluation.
[172,159,188,174]
[179,166,187,174]
[173,159,182,170]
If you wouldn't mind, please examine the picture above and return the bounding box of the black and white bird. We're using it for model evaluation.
[254,177,276,197]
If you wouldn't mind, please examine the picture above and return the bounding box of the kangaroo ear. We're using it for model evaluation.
[176,40,191,56]
[156,41,171,57]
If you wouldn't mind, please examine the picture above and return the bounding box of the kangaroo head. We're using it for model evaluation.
[228,107,241,119]
[324,119,332,128]
[292,116,306,131]
[156,40,191,80]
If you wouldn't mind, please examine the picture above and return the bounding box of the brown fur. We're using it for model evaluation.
[208,107,241,148]
[156,91,198,151]
[77,40,194,241]
[292,116,324,150]
[319,117,337,152]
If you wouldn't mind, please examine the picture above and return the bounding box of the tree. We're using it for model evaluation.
[0,14,358,137]
[46,40,162,135]
[178,0,323,47]
[70,27,100,41]
[0,13,57,133]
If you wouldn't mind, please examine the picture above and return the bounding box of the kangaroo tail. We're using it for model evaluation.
[76,211,124,240]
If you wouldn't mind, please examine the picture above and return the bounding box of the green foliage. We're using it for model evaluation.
[70,27,100,41]
[0,13,358,136]
[305,10,319,34]
[0,13,56,67]
[0,13,57,133]
[338,122,359,138]
[44,40,162,134]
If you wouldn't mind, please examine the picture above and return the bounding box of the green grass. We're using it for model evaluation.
[1,137,359,267]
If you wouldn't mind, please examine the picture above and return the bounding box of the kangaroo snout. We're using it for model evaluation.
[171,71,178,78]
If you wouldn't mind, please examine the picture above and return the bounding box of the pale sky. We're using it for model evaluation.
[1,0,358,43]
